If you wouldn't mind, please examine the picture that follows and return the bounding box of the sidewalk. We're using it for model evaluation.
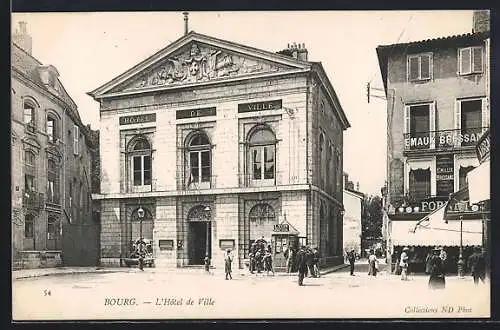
[13,263,350,280]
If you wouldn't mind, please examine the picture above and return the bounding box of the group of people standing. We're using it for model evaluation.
[295,245,321,286]
[248,239,275,276]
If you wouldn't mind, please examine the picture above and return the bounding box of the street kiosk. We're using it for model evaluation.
[271,220,300,272]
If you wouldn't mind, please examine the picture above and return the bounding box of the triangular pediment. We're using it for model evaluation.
[90,32,311,98]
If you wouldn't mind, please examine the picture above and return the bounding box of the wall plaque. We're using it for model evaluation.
[238,99,282,113]
[159,239,174,251]
[219,239,235,250]
[119,113,156,125]
[176,107,216,119]
[436,155,454,197]
[476,129,490,164]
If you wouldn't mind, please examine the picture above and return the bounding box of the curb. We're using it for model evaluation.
[13,269,130,280]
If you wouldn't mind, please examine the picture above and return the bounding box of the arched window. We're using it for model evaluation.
[186,131,211,186]
[249,203,275,225]
[46,113,59,143]
[47,159,59,204]
[187,205,212,221]
[128,136,152,187]
[248,127,276,181]
[24,151,36,192]
[23,100,36,132]
[249,203,276,244]
[24,214,34,238]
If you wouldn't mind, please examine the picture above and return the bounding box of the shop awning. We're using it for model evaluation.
[391,203,482,246]
[468,160,490,204]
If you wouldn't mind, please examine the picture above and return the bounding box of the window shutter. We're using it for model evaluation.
[404,105,410,134]
[459,48,471,75]
[73,125,79,155]
[482,97,490,129]
[473,47,483,72]
[421,54,431,79]
[454,100,461,147]
[408,56,419,81]
[429,102,436,149]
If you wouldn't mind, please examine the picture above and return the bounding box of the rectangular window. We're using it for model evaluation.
[25,174,35,191]
[459,166,475,190]
[25,218,34,238]
[408,53,432,81]
[190,152,200,183]
[459,46,483,75]
[47,219,57,240]
[24,104,34,125]
[404,103,435,150]
[73,125,79,155]
[409,169,431,200]
[460,99,482,147]
[133,155,152,186]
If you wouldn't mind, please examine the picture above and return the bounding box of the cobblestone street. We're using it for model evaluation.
[13,263,490,320]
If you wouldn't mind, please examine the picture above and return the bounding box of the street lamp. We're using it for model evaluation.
[457,216,465,277]
[137,206,145,241]
[203,206,211,258]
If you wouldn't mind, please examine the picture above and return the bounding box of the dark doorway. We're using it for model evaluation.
[189,221,211,265]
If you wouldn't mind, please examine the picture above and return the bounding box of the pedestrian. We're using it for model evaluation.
[305,246,315,277]
[348,249,357,276]
[368,250,378,276]
[264,249,275,276]
[224,249,233,280]
[255,249,263,273]
[204,253,211,274]
[467,246,486,286]
[137,238,146,271]
[249,243,257,274]
[285,247,295,273]
[400,247,409,281]
[296,245,308,286]
[312,247,320,277]
[428,247,445,289]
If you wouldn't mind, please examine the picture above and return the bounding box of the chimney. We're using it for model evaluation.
[183,12,189,35]
[472,10,490,33]
[347,181,354,191]
[356,182,360,191]
[13,21,32,55]
[343,173,349,190]
[297,43,308,61]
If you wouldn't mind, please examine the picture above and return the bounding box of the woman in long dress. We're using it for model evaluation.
[428,248,445,289]
[368,250,378,276]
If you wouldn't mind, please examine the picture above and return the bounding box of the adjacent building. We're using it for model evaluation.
[376,11,490,272]
[89,31,350,270]
[342,173,364,256]
[11,22,99,269]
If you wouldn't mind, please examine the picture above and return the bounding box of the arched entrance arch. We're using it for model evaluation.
[187,205,212,265]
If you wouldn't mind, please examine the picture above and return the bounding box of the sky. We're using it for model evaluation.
[11,10,475,196]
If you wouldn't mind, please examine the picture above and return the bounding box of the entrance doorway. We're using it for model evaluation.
[189,221,211,265]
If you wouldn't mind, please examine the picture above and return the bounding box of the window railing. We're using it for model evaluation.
[23,189,44,209]
[403,127,488,151]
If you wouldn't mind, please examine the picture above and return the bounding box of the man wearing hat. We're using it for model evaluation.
[400,247,409,281]
[467,246,486,286]
[224,249,233,280]
[428,247,445,289]
[296,245,308,286]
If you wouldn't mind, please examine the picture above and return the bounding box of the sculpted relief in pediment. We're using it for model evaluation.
[120,43,290,91]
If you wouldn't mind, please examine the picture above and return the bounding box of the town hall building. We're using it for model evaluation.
[89,30,350,270]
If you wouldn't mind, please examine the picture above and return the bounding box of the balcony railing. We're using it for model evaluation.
[404,127,488,151]
[23,189,44,210]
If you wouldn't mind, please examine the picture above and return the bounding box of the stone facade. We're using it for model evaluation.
[342,189,363,255]
[11,22,96,269]
[90,32,350,269]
